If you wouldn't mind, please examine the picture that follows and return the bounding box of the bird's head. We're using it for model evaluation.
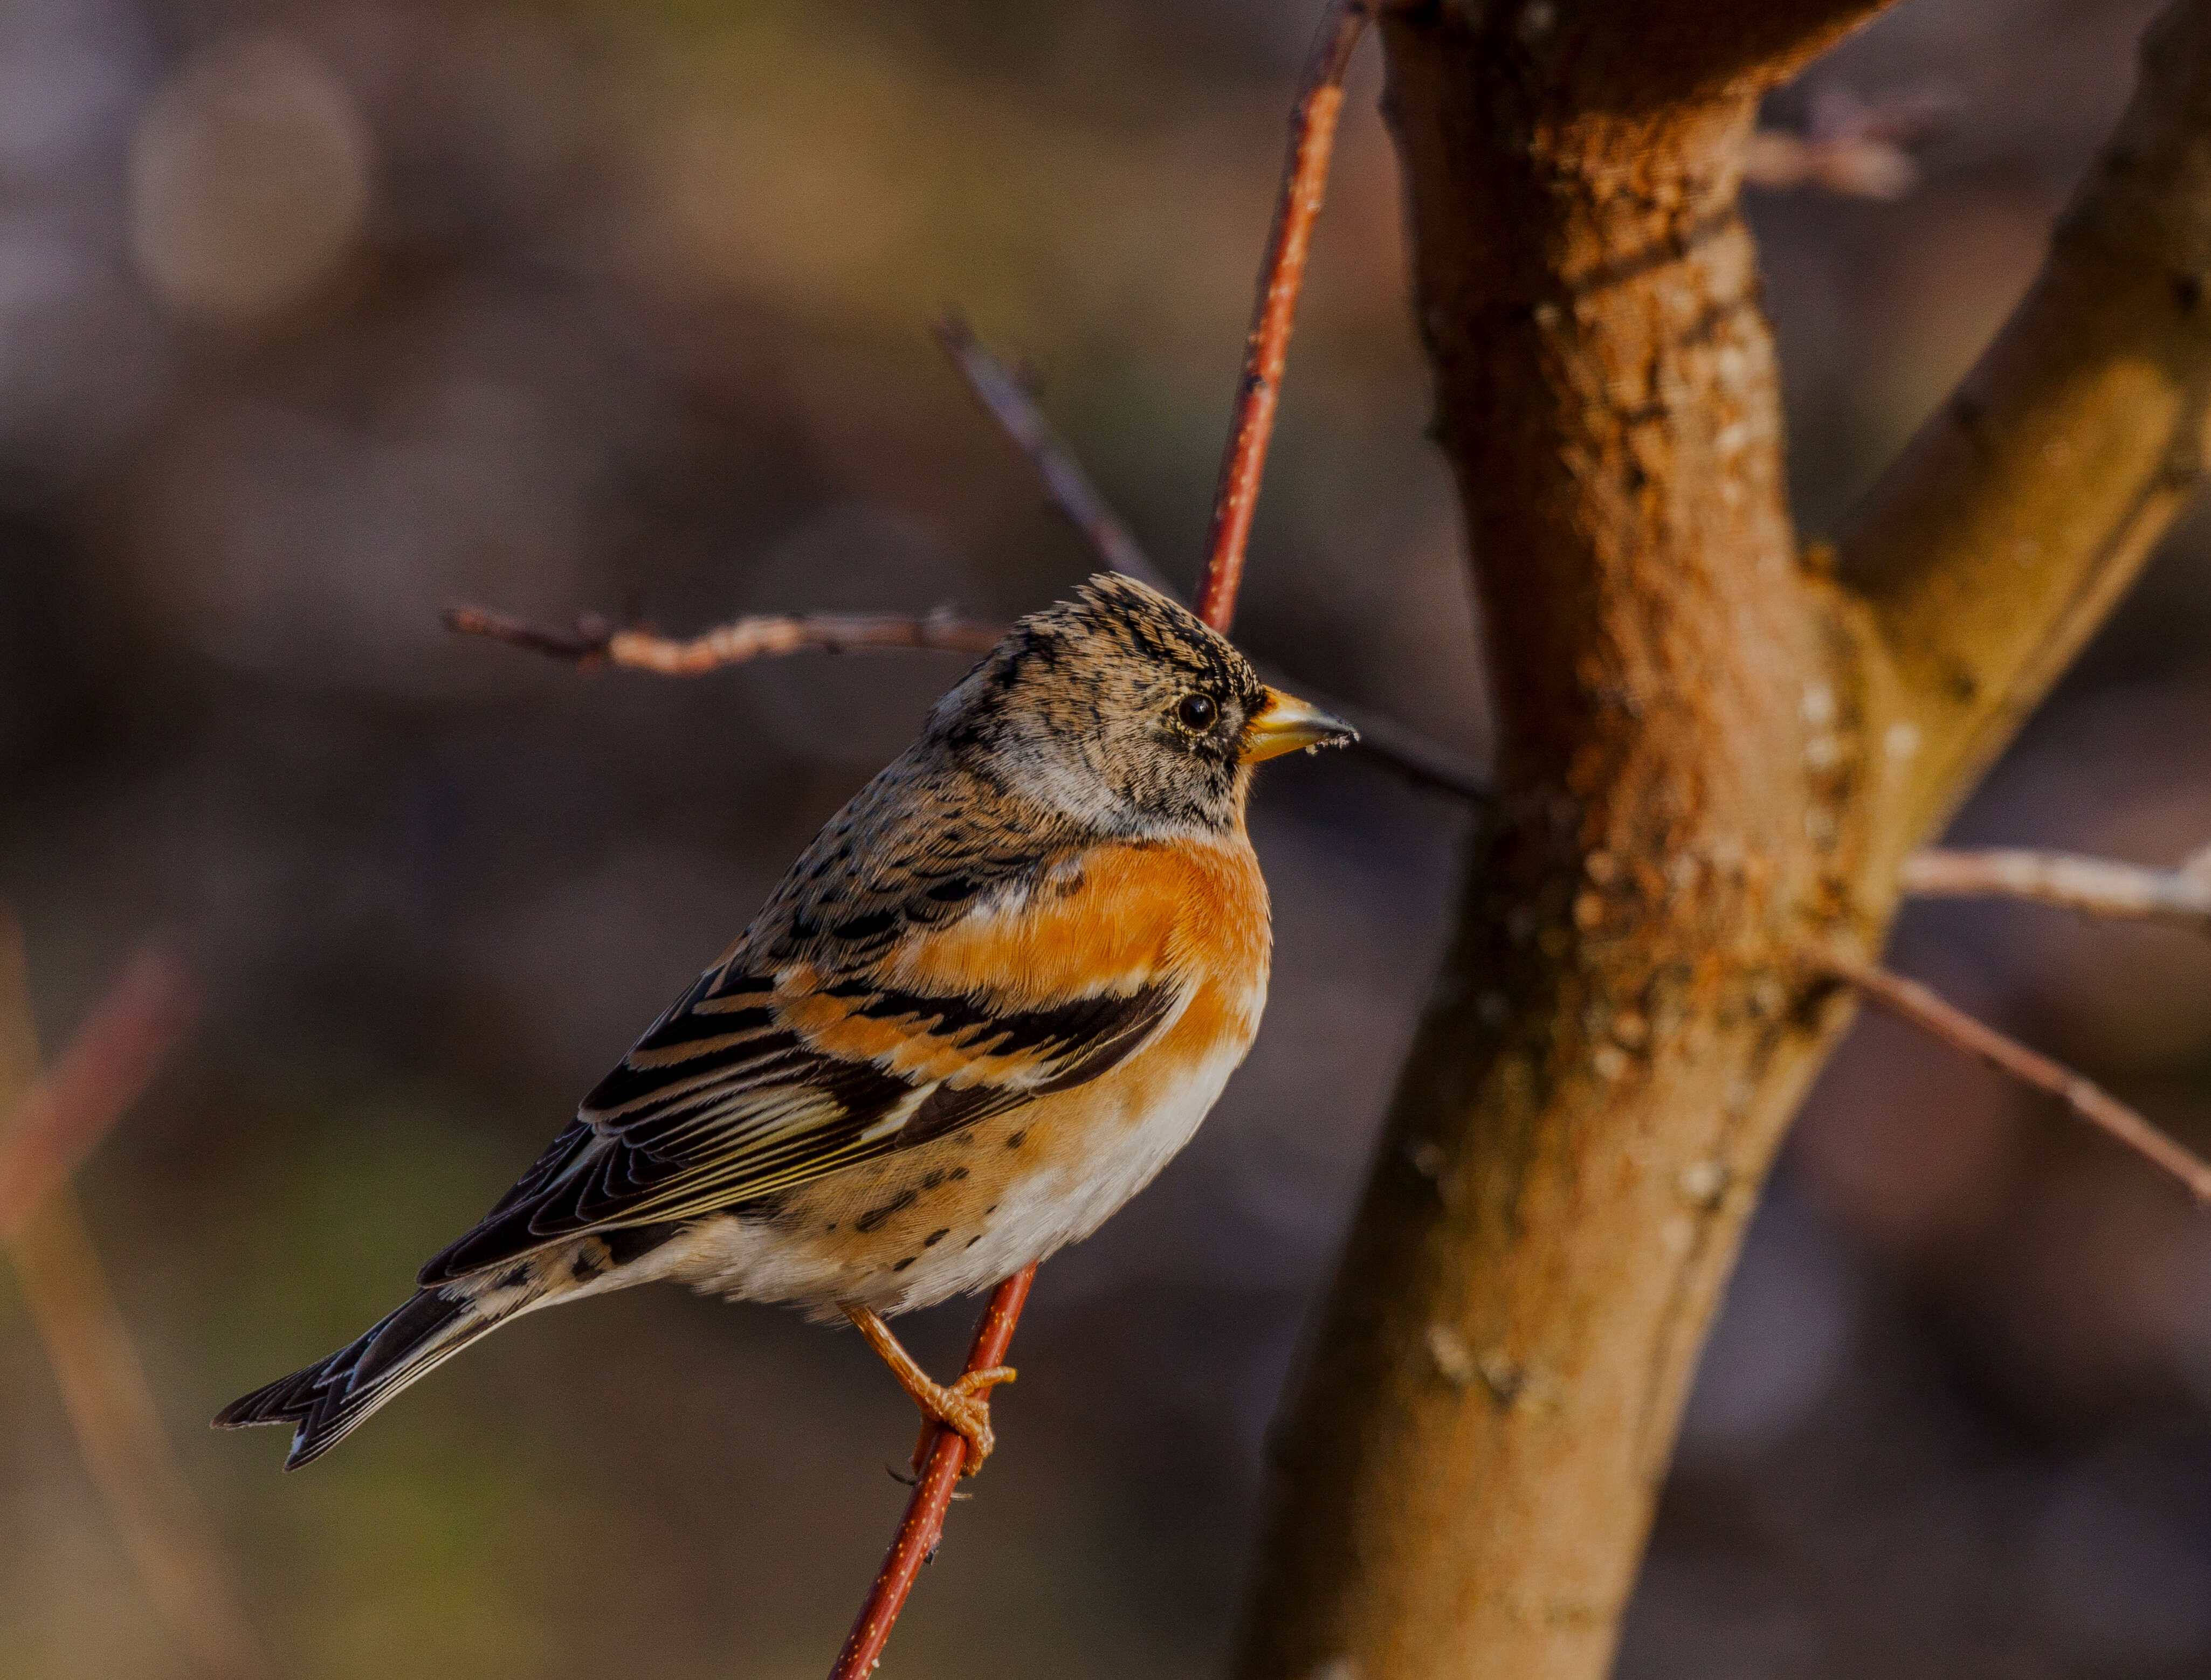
[926,572,1355,836]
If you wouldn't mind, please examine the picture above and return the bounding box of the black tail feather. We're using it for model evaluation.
[215,1289,484,1470]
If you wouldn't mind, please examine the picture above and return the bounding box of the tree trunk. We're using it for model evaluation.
[1234,3,2211,1677]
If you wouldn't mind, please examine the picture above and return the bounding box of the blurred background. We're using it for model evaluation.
[2,0,2208,1675]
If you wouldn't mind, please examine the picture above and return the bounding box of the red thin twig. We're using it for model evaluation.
[443,605,1002,674]
[1822,954,2211,1204]
[1194,0,1371,632]
[829,1263,1035,1680]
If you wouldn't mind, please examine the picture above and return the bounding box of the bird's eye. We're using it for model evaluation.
[1176,692,1220,732]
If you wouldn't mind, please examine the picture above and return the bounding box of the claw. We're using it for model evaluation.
[844,1302,1019,1478]
[908,1365,1016,1476]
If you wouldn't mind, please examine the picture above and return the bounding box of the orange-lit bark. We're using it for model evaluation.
[1234,3,2211,1677]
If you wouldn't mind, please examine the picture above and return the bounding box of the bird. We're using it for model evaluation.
[216,572,1355,1472]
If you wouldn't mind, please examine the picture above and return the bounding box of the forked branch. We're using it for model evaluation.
[450,324,1490,803]
[1820,952,2211,1203]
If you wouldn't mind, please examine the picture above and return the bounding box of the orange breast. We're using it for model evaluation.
[765,832,1272,1110]
[888,834,1271,1013]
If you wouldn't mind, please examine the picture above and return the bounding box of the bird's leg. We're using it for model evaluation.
[842,1303,1016,1476]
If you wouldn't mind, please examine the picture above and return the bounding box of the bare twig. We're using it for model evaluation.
[456,336,1492,800]
[1820,952,2211,1204]
[828,1264,1035,1680]
[933,315,1489,800]
[933,312,1179,598]
[1194,0,1371,632]
[443,605,1001,673]
[1743,126,1918,198]
[1901,846,2211,934]
[1,912,270,1680]
[1316,708,1485,799]
[1743,88,1953,199]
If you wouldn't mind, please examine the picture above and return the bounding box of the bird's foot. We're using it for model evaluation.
[906,1364,1016,1477]
[842,1302,1015,1478]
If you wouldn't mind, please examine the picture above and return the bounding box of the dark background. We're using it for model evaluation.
[4,1,2209,1675]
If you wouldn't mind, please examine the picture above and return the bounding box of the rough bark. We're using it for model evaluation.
[1843,0,2211,857]
[1234,3,2211,1678]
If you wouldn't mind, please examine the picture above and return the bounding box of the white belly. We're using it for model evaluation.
[922,1029,1248,1301]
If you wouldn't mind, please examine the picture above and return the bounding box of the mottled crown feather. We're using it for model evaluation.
[922,572,1269,835]
[1009,572,1263,702]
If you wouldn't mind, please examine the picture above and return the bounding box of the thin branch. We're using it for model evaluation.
[1742,87,1953,200]
[1,912,270,1680]
[933,314,1489,800]
[1742,126,1917,198]
[1820,952,2211,1204]
[828,1263,1035,1680]
[442,605,1002,673]
[1314,707,1485,799]
[1901,846,2211,935]
[455,336,1493,799]
[933,312,1180,598]
[1194,0,1372,632]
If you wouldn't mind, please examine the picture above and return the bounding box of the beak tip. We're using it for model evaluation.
[1240,689,1361,763]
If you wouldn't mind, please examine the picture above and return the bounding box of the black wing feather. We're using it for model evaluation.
[419,965,1175,1287]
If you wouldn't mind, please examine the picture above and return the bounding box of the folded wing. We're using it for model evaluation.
[419,958,1177,1285]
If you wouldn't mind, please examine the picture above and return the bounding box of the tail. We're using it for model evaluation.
[215,1278,539,1470]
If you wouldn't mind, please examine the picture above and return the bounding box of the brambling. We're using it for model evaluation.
[217,573,1354,1471]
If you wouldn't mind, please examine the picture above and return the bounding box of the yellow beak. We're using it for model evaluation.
[1239,686,1359,764]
